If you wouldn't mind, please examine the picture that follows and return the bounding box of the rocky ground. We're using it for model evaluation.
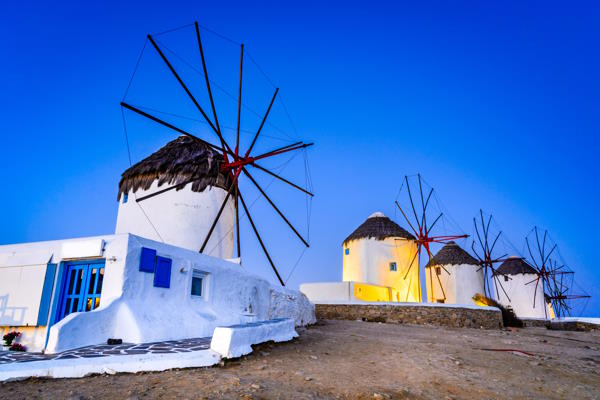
[1,319,599,399]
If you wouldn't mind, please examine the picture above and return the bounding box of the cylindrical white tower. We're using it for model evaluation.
[425,241,484,305]
[342,212,420,302]
[494,256,547,319]
[115,136,235,259]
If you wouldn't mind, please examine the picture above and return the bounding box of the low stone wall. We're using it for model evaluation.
[315,303,503,330]
[548,320,599,332]
[521,318,549,328]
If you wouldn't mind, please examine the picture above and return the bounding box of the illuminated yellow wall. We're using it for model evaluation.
[546,301,556,320]
[353,282,391,302]
[342,237,420,302]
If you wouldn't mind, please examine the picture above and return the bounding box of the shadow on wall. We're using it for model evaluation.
[0,295,27,326]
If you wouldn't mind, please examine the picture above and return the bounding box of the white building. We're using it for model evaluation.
[301,212,419,303]
[0,136,314,353]
[115,136,235,258]
[424,241,484,305]
[494,256,548,319]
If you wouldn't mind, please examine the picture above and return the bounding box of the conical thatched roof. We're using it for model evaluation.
[495,256,537,275]
[424,241,478,268]
[343,212,415,245]
[118,136,232,200]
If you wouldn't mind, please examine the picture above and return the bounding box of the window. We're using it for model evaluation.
[123,193,129,204]
[389,262,397,272]
[344,248,349,255]
[58,260,105,322]
[436,267,441,275]
[191,270,206,297]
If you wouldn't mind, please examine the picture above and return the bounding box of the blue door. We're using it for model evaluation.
[57,260,105,322]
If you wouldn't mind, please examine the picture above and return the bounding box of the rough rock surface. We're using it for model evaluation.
[2,320,599,399]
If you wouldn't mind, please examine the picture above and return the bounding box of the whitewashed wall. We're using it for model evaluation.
[300,282,353,302]
[1,234,314,353]
[115,182,235,259]
[425,263,485,305]
[495,273,548,319]
[342,237,420,302]
[0,236,108,351]
[46,234,314,353]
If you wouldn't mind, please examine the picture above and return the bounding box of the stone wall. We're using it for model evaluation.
[548,320,599,332]
[521,318,549,328]
[315,303,503,330]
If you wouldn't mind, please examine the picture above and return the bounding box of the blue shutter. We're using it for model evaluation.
[37,263,57,326]
[154,256,172,288]
[139,247,156,272]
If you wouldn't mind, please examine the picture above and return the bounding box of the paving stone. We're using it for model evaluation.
[0,336,212,365]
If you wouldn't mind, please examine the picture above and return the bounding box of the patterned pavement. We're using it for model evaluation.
[0,337,211,365]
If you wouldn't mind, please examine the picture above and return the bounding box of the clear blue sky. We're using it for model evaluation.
[1,1,599,316]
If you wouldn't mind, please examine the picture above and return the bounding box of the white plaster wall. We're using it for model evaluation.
[425,264,485,305]
[300,282,353,302]
[46,234,315,353]
[115,182,234,259]
[0,265,48,326]
[0,235,115,352]
[495,273,548,319]
[342,237,420,302]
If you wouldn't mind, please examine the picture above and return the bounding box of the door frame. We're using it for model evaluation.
[54,259,106,323]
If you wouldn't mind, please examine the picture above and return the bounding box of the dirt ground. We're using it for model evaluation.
[1,319,599,399]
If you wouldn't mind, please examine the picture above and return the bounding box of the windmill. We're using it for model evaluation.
[470,210,512,301]
[119,22,313,286]
[394,174,468,302]
[524,227,591,318]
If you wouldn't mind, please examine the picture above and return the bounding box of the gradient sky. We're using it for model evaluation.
[1,1,599,315]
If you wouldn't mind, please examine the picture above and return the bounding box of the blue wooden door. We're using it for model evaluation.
[57,260,105,322]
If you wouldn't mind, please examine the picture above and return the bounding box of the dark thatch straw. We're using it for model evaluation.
[494,256,537,275]
[424,241,478,268]
[343,215,415,245]
[117,136,232,200]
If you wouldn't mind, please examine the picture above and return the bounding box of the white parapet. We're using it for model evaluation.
[300,282,353,303]
[210,318,298,358]
[0,349,221,382]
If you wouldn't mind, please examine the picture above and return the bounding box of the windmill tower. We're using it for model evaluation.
[425,241,484,304]
[470,210,512,303]
[342,212,419,302]
[494,256,547,319]
[116,136,235,258]
[118,22,313,285]
[523,227,591,319]
[394,174,469,303]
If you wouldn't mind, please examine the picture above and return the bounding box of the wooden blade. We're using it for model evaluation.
[250,162,314,197]
[238,191,285,286]
[243,168,309,247]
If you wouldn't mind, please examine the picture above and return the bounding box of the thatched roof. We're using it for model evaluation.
[425,241,478,268]
[343,212,415,245]
[495,256,537,275]
[118,136,232,200]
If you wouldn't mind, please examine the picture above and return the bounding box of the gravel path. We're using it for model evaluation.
[1,320,599,399]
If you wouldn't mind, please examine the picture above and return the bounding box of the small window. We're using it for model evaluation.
[436,267,441,275]
[389,262,397,272]
[191,270,206,297]
[123,193,129,204]
[344,248,349,255]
